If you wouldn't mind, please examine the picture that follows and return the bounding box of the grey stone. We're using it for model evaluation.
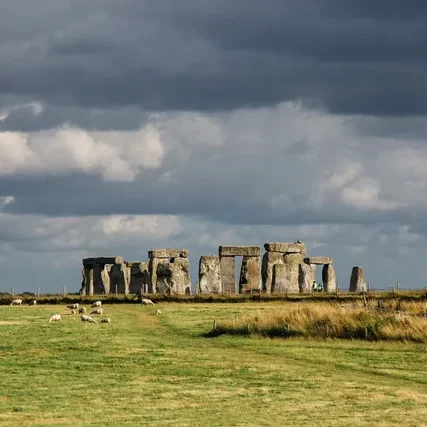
[299,263,314,293]
[109,263,129,294]
[150,258,173,293]
[148,249,189,259]
[127,262,151,294]
[322,264,337,292]
[199,256,222,294]
[219,245,261,257]
[239,256,261,293]
[220,256,236,294]
[264,242,306,254]
[81,266,94,296]
[83,256,124,266]
[272,264,299,293]
[93,264,112,294]
[349,266,367,292]
[304,257,333,265]
[261,252,284,293]
[171,257,191,295]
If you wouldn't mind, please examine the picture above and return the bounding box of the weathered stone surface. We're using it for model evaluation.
[349,266,367,292]
[299,263,314,293]
[239,256,261,293]
[171,257,191,295]
[304,257,333,265]
[199,256,222,294]
[83,256,124,266]
[149,258,172,293]
[322,264,337,292]
[80,266,94,296]
[93,264,112,294]
[261,252,284,293]
[219,245,261,257]
[148,249,189,259]
[264,242,306,255]
[272,264,299,293]
[283,253,304,265]
[110,263,129,294]
[220,256,236,293]
[127,262,151,294]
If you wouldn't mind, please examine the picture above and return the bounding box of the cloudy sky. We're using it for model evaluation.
[1,0,427,293]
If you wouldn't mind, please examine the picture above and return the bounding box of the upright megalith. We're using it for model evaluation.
[239,256,261,293]
[272,264,299,293]
[94,263,112,294]
[199,256,222,294]
[127,262,151,294]
[148,248,191,295]
[219,246,261,294]
[322,264,337,292]
[110,262,129,294]
[299,263,314,293]
[261,252,284,293]
[349,266,366,292]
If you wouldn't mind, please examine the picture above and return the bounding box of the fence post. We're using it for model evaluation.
[37,287,40,297]
[367,281,370,292]
[396,281,399,293]
[115,285,118,295]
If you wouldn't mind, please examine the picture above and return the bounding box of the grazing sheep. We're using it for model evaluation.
[10,299,22,306]
[100,317,111,323]
[28,300,37,306]
[81,314,96,323]
[91,301,102,308]
[90,308,103,315]
[67,303,79,310]
[141,298,155,305]
[78,307,86,314]
[156,309,162,316]
[49,314,61,323]
[70,309,76,315]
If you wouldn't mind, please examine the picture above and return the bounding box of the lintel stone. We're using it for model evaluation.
[148,249,189,259]
[219,245,260,257]
[264,243,304,253]
[304,257,333,265]
[83,256,124,266]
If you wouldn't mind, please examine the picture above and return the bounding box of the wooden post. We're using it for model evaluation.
[367,281,370,292]
[37,287,40,297]
[115,285,118,295]
[396,281,399,293]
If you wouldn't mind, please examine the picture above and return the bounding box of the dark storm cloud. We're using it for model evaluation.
[1,0,427,121]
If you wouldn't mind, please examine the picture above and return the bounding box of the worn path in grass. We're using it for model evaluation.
[0,303,426,426]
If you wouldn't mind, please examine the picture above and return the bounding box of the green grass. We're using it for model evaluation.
[1,302,427,426]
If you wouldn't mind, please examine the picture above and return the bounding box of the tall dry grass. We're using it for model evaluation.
[207,304,427,342]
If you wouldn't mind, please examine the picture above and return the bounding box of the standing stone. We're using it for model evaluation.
[93,264,111,294]
[299,263,314,293]
[239,256,261,293]
[261,252,284,293]
[220,256,236,294]
[110,263,129,294]
[349,266,367,292]
[282,253,303,293]
[151,259,173,293]
[172,257,191,295]
[127,262,151,294]
[199,256,222,294]
[80,266,93,296]
[322,264,337,292]
[272,264,299,293]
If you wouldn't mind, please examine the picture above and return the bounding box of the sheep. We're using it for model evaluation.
[90,308,103,315]
[78,307,86,314]
[49,314,61,323]
[141,298,155,305]
[156,309,162,316]
[67,303,79,310]
[81,314,96,323]
[10,299,22,306]
[70,309,76,315]
[91,301,102,308]
[28,300,37,306]
[100,317,111,323]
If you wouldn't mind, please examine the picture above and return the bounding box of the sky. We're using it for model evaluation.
[1,0,427,293]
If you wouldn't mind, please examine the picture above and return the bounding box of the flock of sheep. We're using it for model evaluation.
[9,297,161,323]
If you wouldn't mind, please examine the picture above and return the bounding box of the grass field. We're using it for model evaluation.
[1,302,427,426]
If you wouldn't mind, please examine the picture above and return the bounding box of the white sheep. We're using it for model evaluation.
[28,300,37,306]
[67,303,79,310]
[49,314,61,323]
[141,298,155,305]
[91,301,102,308]
[78,307,86,314]
[10,299,22,306]
[90,308,103,315]
[156,309,162,316]
[100,317,111,323]
[81,314,96,323]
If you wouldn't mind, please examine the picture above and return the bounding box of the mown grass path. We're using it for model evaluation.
[0,303,426,426]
